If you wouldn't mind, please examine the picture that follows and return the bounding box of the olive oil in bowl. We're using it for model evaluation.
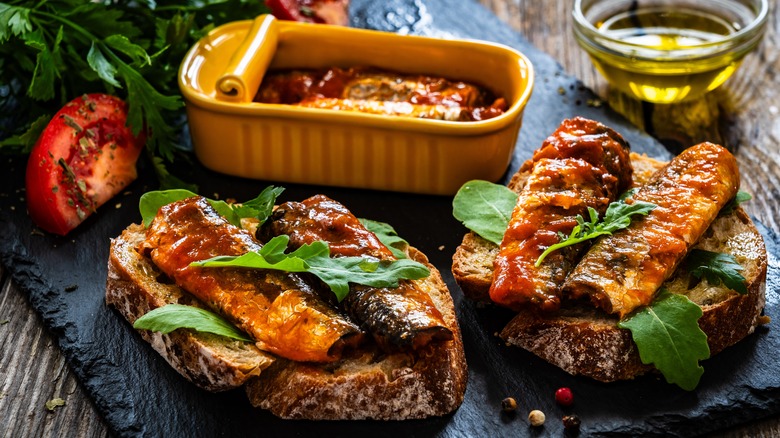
[573,0,768,103]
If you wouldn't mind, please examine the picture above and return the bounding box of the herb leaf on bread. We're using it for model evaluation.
[452,180,518,245]
[535,196,657,266]
[719,191,752,216]
[193,235,430,302]
[618,290,710,391]
[359,218,409,259]
[683,249,748,294]
[133,303,253,342]
[140,187,284,228]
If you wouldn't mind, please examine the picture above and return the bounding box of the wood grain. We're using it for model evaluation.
[0,267,111,438]
[1,1,778,436]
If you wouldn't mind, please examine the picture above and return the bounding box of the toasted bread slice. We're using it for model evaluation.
[106,224,274,391]
[246,247,467,420]
[452,153,768,382]
[107,225,467,419]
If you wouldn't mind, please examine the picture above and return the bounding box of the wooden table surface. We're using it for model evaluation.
[1,1,778,436]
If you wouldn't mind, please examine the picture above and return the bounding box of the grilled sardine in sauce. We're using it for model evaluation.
[490,117,633,312]
[141,197,363,363]
[259,195,453,351]
[254,67,507,121]
[564,142,740,317]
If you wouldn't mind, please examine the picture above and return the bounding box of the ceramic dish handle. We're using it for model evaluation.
[216,14,279,102]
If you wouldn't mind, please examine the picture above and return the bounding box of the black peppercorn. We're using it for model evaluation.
[563,414,581,431]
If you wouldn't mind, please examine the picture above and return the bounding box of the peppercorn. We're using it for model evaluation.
[528,409,545,426]
[555,387,574,406]
[501,397,517,412]
[563,414,581,431]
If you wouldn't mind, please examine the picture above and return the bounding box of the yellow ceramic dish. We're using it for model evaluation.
[179,14,534,195]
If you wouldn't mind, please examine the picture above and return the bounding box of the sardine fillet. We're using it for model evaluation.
[259,194,453,351]
[489,117,634,311]
[142,196,362,363]
[564,142,740,317]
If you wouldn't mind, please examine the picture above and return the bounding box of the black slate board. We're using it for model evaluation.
[2,0,779,436]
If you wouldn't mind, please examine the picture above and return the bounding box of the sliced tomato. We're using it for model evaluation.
[25,94,145,235]
[267,0,350,26]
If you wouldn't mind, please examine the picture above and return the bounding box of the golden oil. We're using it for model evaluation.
[573,1,767,103]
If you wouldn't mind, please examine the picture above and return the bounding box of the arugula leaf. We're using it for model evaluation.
[139,189,198,227]
[682,249,747,294]
[535,197,656,267]
[359,218,409,259]
[193,236,430,302]
[139,187,284,228]
[618,290,710,391]
[452,180,518,245]
[231,186,285,225]
[719,191,752,216]
[133,303,252,342]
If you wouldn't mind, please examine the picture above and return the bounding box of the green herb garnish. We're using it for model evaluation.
[618,289,710,391]
[139,186,284,228]
[192,235,430,302]
[452,180,518,245]
[535,195,657,267]
[682,249,747,294]
[133,304,252,342]
[359,218,409,259]
[719,191,752,216]
[0,0,269,185]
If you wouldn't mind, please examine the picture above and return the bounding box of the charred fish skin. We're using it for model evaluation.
[258,194,454,351]
[141,196,363,363]
[564,142,740,317]
[489,117,634,312]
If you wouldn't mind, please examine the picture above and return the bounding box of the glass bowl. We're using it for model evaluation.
[573,0,768,103]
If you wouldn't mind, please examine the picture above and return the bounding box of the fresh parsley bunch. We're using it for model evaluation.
[0,0,269,187]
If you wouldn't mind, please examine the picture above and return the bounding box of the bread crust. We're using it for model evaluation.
[454,153,768,382]
[245,246,467,419]
[106,225,466,418]
[106,224,274,392]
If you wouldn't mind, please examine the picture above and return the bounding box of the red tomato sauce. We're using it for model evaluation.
[254,67,507,121]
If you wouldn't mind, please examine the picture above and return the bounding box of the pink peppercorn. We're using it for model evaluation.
[555,387,574,406]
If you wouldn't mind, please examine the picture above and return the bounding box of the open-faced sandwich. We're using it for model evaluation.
[452,117,768,390]
[106,188,466,419]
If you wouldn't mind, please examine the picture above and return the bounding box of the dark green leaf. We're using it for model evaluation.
[309,256,429,302]
[720,191,752,216]
[0,5,31,41]
[105,34,152,67]
[87,43,122,87]
[452,180,518,245]
[231,186,285,224]
[683,249,747,294]
[0,113,50,153]
[133,304,252,342]
[359,218,409,259]
[119,62,182,157]
[139,189,198,227]
[618,290,710,391]
[600,200,657,233]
